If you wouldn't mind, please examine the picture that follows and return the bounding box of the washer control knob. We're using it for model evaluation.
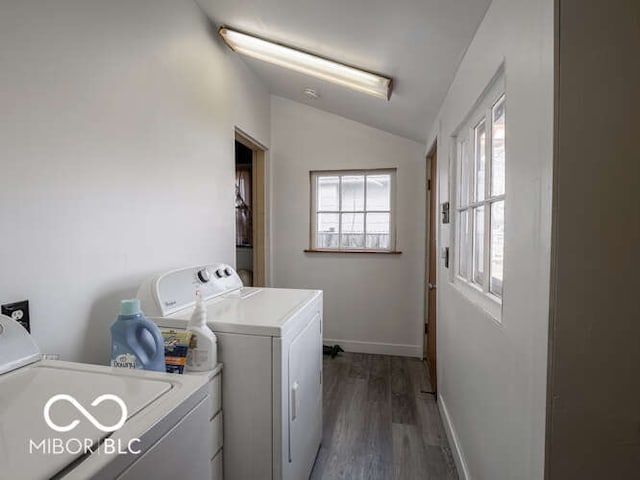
[224,267,233,277]
[197,268,211,283]
[215,269,224,279]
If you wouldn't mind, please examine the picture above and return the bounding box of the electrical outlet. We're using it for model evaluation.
[1,300,30,333]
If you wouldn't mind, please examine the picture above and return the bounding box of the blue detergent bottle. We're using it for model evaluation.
[110,299,165,372]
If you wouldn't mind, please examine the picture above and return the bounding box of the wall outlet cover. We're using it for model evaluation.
[441,201,450,224]
[1,300,30,333]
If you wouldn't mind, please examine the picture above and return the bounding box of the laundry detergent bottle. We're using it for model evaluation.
[185,291,217,372]
[110,299,165,372]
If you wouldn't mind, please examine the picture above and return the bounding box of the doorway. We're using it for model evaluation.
[425,143,437,392]
[234,129,267,287]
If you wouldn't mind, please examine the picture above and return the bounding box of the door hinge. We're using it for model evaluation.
[425,323,428,334]
[427,179,432,191]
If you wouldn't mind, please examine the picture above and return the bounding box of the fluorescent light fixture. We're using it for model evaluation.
[219,27,393,101]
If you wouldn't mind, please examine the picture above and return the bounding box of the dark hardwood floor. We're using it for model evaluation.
[310,353,458,480]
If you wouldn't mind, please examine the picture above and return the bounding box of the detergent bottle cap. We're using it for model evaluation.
[120,299,141,316]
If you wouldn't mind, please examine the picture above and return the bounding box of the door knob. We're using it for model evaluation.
[428,283,437,290]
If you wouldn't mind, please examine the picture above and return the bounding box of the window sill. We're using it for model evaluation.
[451,277,503,325]
[304,249,402,255]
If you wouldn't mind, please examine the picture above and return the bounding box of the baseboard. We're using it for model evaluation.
[323,338,421,358]
[438,394,471,480]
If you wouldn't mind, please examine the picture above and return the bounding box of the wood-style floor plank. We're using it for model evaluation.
[311,353,458,480]
[406,357,434,395]
[392,423,430,480]
[415,394,449,448]
[349,352,371,380]
[391,357,418,425]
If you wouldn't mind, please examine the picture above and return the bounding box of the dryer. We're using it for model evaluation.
[0,314,218,480]
[137,264,323,480]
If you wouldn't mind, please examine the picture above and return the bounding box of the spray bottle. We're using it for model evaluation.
[185,290,217,372]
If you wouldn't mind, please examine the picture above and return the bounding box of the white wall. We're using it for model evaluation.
[546,1,640,478]
[0,0,270,363]
[270,96,426,357]
[426,0,554,478]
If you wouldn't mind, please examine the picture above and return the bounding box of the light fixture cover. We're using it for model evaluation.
[219,27,393,101]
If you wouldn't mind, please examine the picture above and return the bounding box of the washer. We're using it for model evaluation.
[0,314,219,480]
[137,264,323,480]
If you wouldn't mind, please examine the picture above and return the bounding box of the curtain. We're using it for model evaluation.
[235,167,252,246]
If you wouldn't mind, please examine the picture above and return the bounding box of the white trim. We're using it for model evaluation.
[310,169,397,252]
[451,279,502,324]
[323,338,421,358]
[439,394,471,480]
[235,127,271,287]
[451,70,506,313]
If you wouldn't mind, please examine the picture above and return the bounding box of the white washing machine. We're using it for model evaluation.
[137,264,323,480]
[0,314,219,480]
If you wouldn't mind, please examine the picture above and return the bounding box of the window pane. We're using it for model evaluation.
[366,174,391,211]
[341,175,365,211]
[366,212,390,249]
[458,210,470,278]
[490,201,505,296]
[458,141,470,207]
[317,176,339,211]
[492,95,506,196]
[472,206,484,286]
[341,213,365,249]
[474,120,486,201]
[317,213,339,249]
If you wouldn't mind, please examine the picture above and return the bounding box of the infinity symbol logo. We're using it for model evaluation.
[43,394,128,433]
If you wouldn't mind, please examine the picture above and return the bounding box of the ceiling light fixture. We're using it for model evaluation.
[219,26,393,101]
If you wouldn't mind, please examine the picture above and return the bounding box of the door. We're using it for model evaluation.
[287,313,322,480]
[425,144,437,391]
[234,129,268,287]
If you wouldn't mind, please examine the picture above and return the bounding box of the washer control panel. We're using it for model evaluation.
[141,264,243,316]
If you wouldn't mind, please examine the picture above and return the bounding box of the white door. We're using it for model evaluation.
[287,313,322,480]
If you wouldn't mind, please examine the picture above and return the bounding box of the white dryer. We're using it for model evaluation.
[137,264,323,480]
[0,314,218,480]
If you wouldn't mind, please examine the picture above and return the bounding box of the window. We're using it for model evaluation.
[455,77,505,304]
[310,169,396,252]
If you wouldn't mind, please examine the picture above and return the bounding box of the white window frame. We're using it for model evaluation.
[453,73,506,321]
[309,169,397,252]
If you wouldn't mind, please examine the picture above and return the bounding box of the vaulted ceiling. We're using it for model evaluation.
[198,0,492,143]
